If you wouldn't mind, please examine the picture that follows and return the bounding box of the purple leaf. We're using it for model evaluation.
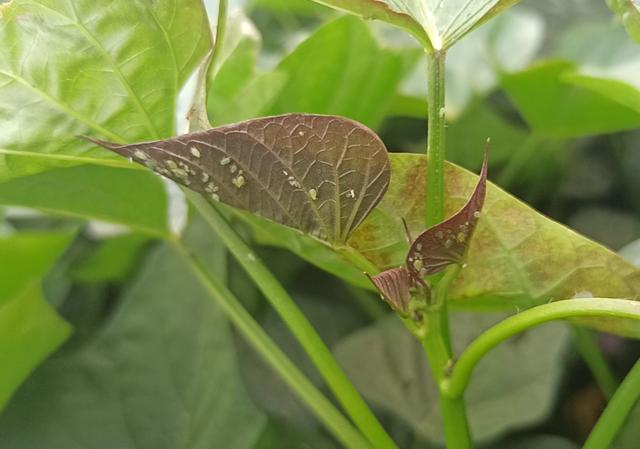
[366,267,413,315]
[85,114,390,244]
[406,143,489,279]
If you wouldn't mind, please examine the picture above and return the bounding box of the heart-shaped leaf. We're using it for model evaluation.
[310,0,521,51]
[407,145,488,278]
[348,153,640,312]
[88,114,391,244]
[334,313,569,443]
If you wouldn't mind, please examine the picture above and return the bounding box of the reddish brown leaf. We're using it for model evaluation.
[85,114,390,244]
[406,144,489,279]
[366,267,412,315]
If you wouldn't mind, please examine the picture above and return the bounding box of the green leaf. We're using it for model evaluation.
[0,165,172,237]
[0,242,266,449]
[0,0,210,180]
[0,283,71,411]
[90,114,391,244]
[0,230,74,302]
[501,60,640,137]
[240,211,371,288]
[310,0,521,51]
[348,154,640,311]
[0,231,73,410]
[608,0,640,42]
[264,16,420,130]
[71,233,150,283]
[334,313,569,443]
[206,11,288,126]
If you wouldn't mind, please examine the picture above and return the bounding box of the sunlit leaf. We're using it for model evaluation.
[310,0,521,50]
[0,165,172,237]
[88,114,391,244]
[0,0,210,181]
[501,60,640,137]
[348,153,640,313]
[608,0,640,41]
[407,146,487,278]
[263,16,419,130]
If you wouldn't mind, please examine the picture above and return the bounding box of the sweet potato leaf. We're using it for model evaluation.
[366,267,413,315]
[0,231,74,410]
[407,146,487,278]
[89,114,391,244]
[348,153,640,313]
[501,61,640,137]
[608,0,640,42]
[0,241,266,449]
[335,313,569,443]
[263,16,420,130]
[0,165,172,237]
[0,0,210,181]
[310,0,521,51]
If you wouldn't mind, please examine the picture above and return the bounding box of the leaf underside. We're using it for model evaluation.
[406,145,488,278]
[311,0,521,50]
[87,114,391,244]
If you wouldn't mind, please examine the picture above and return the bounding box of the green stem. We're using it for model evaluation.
[419,265,472,449]
[571,326,618,400]
[423,50,471,448]
[172,240,373,449]
[440,395,473,449]
[583,358,640,449]
[426,50,447,228]
[444,298,640,399]
[186,192,399,449]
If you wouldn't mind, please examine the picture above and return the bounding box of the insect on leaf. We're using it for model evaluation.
[85,114,390,244]
[366,267,413,315]
[406,143,489,278]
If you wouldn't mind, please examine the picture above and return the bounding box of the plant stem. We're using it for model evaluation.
[186,192,399,449]
[440,396,473,449]
[583,358,640,449]
[172,240,373,449]
[423,50,472,449]
[420,265,472,449]
[443,298,640,399]
[571,326,618,400]
[426,50,447,228]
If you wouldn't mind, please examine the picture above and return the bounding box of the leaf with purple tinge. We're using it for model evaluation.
[366,267,413,315]
[85,113,390,244]
[406,144,488,279]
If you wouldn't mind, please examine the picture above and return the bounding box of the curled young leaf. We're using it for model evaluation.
[86,114,390,244]
[366,267,413,315]
[406,144,488,279]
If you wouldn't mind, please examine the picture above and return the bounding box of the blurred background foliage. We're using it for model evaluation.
[1,0,640,448]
